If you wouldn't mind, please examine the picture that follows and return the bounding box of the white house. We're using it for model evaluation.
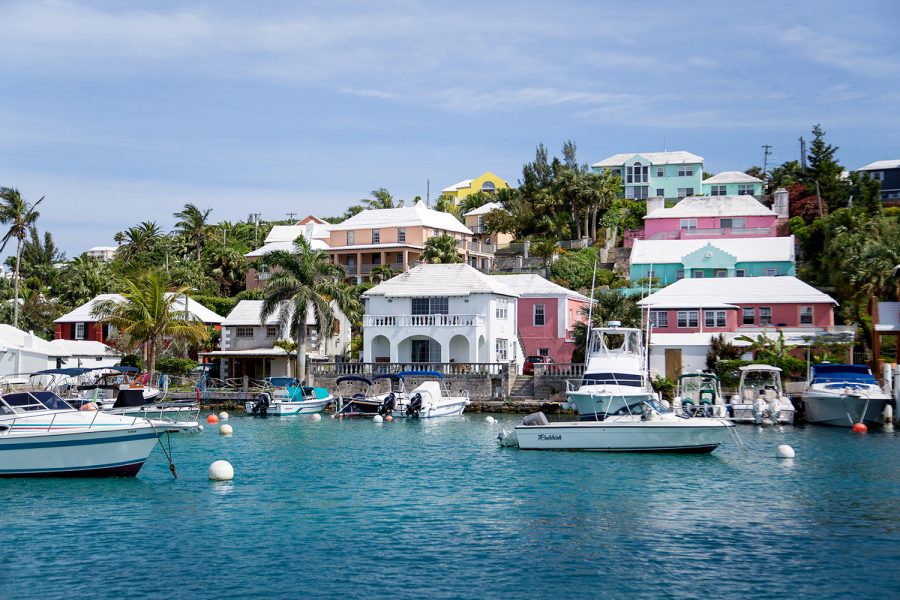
[204,299,351,380]
[85,246,119,261]
[0,324,121,379]
[362,264,523,369]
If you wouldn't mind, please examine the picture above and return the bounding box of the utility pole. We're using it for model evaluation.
[799,137,808,171]
[286,211,297,222]
[426,179,431,206]
[762,144,772,192]
[249,212,261,248]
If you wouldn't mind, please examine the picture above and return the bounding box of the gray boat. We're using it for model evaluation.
[801,364,891,427]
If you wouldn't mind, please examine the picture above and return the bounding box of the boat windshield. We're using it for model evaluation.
[588,329,642,357]
[582,372,643,387]
[611,398,671,416]
[739,370,782,399]
[1,391,72,413]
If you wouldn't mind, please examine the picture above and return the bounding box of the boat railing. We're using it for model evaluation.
[0,401,148,435]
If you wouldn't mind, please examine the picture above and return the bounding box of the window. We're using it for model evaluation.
[656,188,665,197]
[871,171,884,181]
[411,339,438,363]
[742,308,755,325]
[533,303,546,326]
[398,228,406,243]
[693,271,704,278]
[704,310,727,328]
[720,218,745,229]
[710,185,727,196]
[347,230,355,245]
[800,306,813,325]
[735,269,746,277]
[412,297,449,315]
[236,326,254,338]
[626,162,648,184]
[764,268,778,276]
[677,310,699,328]
[481,181,496,193]
[538,348,550,357]
[649,310,669,328]
[625,186,649,199]
[75,322,85,340]
[266,325,279,338]
[677,187,694,198]
[496,299,508,320]
[496,338,509,361]
[371,229,380,243]
[656,166,665,178]
[678,166,694,177]
[737,184,755,195]
[675,269,685,280]
[715,269,728,278]
[760,307,772,326]
[680,218,697,230]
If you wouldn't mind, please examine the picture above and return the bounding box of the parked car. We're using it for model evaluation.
[523,355,554,375]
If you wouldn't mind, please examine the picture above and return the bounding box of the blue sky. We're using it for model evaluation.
[1,0,898,258]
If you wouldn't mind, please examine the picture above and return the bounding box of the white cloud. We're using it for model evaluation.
[779,25,898,77]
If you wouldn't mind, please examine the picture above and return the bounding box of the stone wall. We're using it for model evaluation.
[534,363,584,400]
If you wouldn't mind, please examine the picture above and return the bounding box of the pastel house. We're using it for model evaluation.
[702,171,764,197]
[629,236,796,284]
[441,171,511,204]
[642,195,777,241]
[493,274,591,362]
[245,216,332,289]
[591,151,704,200]
[463,202,514,254]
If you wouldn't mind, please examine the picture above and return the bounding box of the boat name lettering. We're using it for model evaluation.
[537,434,562,441]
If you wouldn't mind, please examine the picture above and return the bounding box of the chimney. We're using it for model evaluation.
[646,196,665,214]
[773,188,789,218]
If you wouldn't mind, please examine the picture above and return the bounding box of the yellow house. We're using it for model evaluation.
[441,171,510,204]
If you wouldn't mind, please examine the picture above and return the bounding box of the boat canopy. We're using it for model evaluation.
[677,372,720,381]
[738,364,782,372]
[396,370,444,379]
[811,363,876,384]
[587,328,642,357]
[268,377,301,387]
[33,368,92,377]
[336,375,374,385]
[373,373,403,381]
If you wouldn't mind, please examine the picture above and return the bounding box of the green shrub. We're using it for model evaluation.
[156,357,198,375]
[120,354,143,370]
[192,295,238,318]
[651,375,675,401]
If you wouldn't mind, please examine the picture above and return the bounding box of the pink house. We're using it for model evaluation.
[641,195,777,241]
[493,274,591,362]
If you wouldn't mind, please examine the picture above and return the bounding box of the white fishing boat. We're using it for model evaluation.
[497,399,734,453]
[728,365,794,425]
[389,371,469,418]
[801,363,891,427]
[333,374,401,418]
[567,322,658,421]
[0,389,161,477]
[245,377,333,416]
[673,372,727,417]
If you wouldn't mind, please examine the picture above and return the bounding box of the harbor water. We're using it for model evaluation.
[2,414,898,599]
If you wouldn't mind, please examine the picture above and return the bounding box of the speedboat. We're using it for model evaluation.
[497,398,734,452]
[801,363,891,427]
[333,374,401,418]
[391,371,469,418]
[245,377,333,416]
[567,322,657,421]
[673,372,727,417]
[0,389,160,477]
[70,367,162,404]
[728,365,794,425]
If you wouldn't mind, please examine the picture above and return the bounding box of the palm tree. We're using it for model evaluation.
[260,236,359,382]
[91,269,209,374]
[0,187,43,328]
[60,255,117,306]
[422,234,463,264]
[369,263,395,283]
[173,203,212,261]
[116,221,163,263]
[361,188,402,210]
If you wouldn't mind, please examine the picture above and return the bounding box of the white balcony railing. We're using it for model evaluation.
[364,314,486,327]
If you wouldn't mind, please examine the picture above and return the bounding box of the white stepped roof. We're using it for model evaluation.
[55,294,224,324]
[463,202,504,217]
[245,238,329,259]
[637,276,837,308]
[592,151,703,167]
[46,339,121,358]
[265,222,331,244]
[703,171,763,184]
[645,195,774,219]
[0,324,56,354]
[364,264,518,298]
[223,300,343,326]
[492,274,590,301]
[328,201,471,235]
[442,179,473,193]
[858,159,900,171]
[630,237,795,265]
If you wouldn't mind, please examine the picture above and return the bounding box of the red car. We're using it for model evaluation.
[523,355,554,375]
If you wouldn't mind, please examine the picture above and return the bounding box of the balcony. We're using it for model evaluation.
[364,314,486,327]
[647,226,774,240]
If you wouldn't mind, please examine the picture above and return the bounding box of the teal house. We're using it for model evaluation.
[701,171,764,197]
[629,237,796,285]
[591,151,704,200]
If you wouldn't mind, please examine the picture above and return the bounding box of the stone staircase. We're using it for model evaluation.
[509,375,535,399]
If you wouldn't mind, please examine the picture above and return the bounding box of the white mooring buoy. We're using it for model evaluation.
[485,416,496,424]
[208,460,234,481]
[775,444,795,459]
[311,413,322,422]
[219,411,229,421]
[373,414,384,423]
[219,423,233,436]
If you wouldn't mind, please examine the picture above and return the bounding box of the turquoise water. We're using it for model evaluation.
[2,413,898,599]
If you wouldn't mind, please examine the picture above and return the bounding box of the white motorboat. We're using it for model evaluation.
[801,363,891,427]
[389,371,469,418]
[333,374,401,418]
[0,389,161,477]
[245,377,333,416]
[728,365,794,425]
[497,399,734,453]
[673,372,727,417]
[567,322,657,421]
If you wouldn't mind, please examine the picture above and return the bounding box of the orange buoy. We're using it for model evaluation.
[79,402,98,411]
[852,422,867,433]
[385,415,394,422]
[207,414,219,424]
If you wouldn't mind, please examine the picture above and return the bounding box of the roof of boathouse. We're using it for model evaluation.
[492,273,590,301]
[363,264,518,298]
[636,276,837,309]
[630,237,795,265]
[644,195,775,219]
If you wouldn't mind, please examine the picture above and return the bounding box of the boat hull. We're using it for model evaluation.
[245,397,332,415]
[513,419,732,452]
[801,392,888,427]
[392,398,469,418]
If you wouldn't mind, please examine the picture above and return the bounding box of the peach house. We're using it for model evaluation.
[463,202,514,253]
[493,274,591,362]
[641,195,777,241]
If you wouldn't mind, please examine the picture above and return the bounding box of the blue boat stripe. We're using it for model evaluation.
[0,431,158,450]
[0,458,145,474]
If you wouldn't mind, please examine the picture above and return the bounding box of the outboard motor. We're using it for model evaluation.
[378,393,396,417]
[406,393,423,418]
[252,393,270,416]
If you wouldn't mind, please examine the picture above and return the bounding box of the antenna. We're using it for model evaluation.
[584,252,599,364]
[426,179,431,206]
[286,211,297,221]
[762,144,772,191]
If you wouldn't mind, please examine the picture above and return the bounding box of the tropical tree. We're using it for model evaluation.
[173,203,212,261]
[361,188,401,210]
[91,269,209,374]
[116,221,163,264]
[0,187,43,328]
[369,263,395,283]
[422,234,463,264]
[260,236,358,382]
[7,226,65,291]
[206,244,247,296]
[59,255,118,307]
